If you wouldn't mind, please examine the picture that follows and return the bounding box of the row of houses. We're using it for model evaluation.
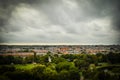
[0,45,120,56]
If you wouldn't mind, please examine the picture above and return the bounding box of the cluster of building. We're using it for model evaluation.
[0,44,120,56]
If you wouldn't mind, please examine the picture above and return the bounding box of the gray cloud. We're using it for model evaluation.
[0,0,120,44]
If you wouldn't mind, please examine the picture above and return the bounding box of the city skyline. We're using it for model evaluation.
[0,0,120,44]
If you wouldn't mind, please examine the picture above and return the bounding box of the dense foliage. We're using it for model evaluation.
[0,52,120,80]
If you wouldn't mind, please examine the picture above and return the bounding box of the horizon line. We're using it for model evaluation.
[0,43,119,45]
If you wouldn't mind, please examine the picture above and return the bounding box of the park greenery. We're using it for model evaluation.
[0,52,120,80]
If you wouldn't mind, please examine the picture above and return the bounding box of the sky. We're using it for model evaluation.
[0,0,120,45]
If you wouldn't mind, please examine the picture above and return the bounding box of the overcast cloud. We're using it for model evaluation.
[0,0,120,44]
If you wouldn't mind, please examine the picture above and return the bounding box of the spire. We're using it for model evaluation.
[48,56,51,62]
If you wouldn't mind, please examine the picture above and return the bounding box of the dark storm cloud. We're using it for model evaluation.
[75,0,120,43]
[0,0,56,31]
[92,0,120,32]
[0,0,34,27]
[111,0,120,43]
[98,0,120,43]
[0,0,120,44]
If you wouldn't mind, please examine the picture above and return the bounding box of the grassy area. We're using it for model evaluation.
[1,62,119,71]
[14,64,36,70]
[96,63,110,68]
[96,63,120,70]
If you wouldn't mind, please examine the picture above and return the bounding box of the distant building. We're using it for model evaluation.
[0,45,120,56]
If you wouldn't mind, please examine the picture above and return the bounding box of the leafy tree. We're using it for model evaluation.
[0,75,10,80]
[61,54,77,61]
[0,66,15,75]
[0,56,4,65]
[33,52,37,63]
[58,70,70,80]
[24,56,34,64]
[52,57,66,64]
[107,52,120,64]
[32,65,46,80]
[69,67,80,80]
[56,61,75,72]
[39,55,49,64]
[43,67,58,80]
[4,71,33,80]
[74,59,89,69]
